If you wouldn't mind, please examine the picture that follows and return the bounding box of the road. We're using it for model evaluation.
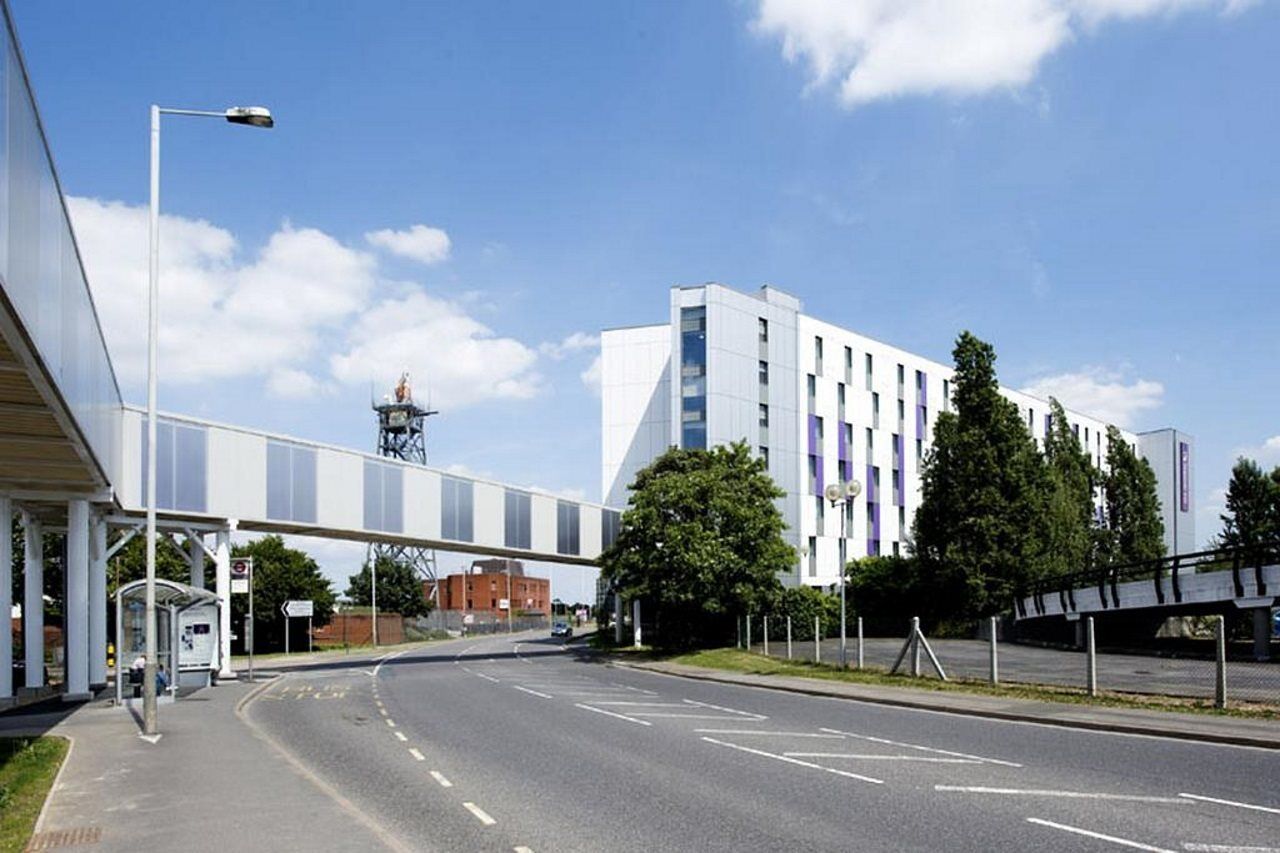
[751,635,1280,703]
[245,632,1280,852]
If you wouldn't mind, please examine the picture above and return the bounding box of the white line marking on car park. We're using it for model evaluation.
[1183,845,1280,852]
[937,786,1180,803]
[408,748,426,761]
[514,847,534,853]
[693,729,844,738]
[592,702,689,708]
[574,703,652,726]
[379,707,388,717]
[513,686,553,699]
[1026,817,1174,852]
[683,698,766,719]
[1178,794,1280,816]
[626,713,755,720]
[430,771,452,788]
[700,738,883,784]
[786,753,981,763]
[464,802,497,826]
[394,732,407,742]
[820,728,1022,767]
[386,719,396,728]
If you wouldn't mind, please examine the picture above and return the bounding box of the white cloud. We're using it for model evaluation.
[752,0,1254,109]
[1235,435,1280,465]
[329,291,542,409]
[1019,366,1164,427]
[539,332,600,360]
[365,224,451,265]
[580,355,602,397]
[70,196,543,411]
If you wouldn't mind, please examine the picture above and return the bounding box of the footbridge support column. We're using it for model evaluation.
[22,511,43,690]
[215,523,234,679]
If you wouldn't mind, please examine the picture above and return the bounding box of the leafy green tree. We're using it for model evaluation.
[1042,398,1100,576]
[105,532,201,600]
[228,535,335,653]
[600,442,791,649]
[845,554,923,634]
[346,556,433,618]
[1217,458,1280,549]
[770,585,839,640]
[1099,426,1165,564]
[911,331,1051,620]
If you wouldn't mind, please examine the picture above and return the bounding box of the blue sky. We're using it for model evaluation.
[12,1,1279,593]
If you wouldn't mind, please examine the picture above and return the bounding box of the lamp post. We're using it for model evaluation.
[143,105,273,737]
[824,479,862,668]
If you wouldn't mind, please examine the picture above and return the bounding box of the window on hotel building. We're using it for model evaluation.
[815,336,824,375]
[872,393,880,429]
[680,306,707,449]
[758,404,769,428]
[759,446,769,467]
[897,363,904,399]
[758,360,768,387]
[844,346,853,384]
[916,439,923,465]
[808,537,817,577]
[943,379,950,411]
[837,383,846,421]
[808,456,818,493]
[866,427,873,460]
[815,496,824,536]
[897,399,905,431]
[865,353,873,391]
[807,374,816,412]
[758,317,768,343]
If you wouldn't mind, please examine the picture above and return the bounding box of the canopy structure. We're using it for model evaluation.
[117,578,220,611]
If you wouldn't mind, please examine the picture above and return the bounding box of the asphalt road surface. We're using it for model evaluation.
[245,633,1280,852]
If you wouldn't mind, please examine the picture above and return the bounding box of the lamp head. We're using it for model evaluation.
[225,106,274,128]
[824,483,843,504]
[845,479,862,499]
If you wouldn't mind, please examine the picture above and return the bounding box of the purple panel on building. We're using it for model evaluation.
[837,421,847,465]
[918,371,927,408]
[865,464,876,504]
[915,405,925,438]
[808,414,819,455]
[1179,441,1189,512]
[814,454,824,496]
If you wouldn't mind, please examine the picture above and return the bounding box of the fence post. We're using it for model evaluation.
[910,616,921,678]
[736,616,741,650]
[1215,614,1227,710]
[856,616,864,670]
[786,616,793,660]
[989,616,999,686]
[746,614,752,653]
[763,616,770,657]
[814,615,821,664]
[633,599,642,648]
[1086,616,1097,698]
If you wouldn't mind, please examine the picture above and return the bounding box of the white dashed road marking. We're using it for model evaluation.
[513,685,553,699]
[787,753,981,763]
[700,737,883,785]
[408,748,425,761]
[821,728,1022,767]
[575,703,652,726]
[475,673,500,683]
[937,786,1179,803]
[1026,818,1173,852]
[430,770,453,788]
[1178,794,1280,816]
[694,729,843,738]
[464,802,497,826]
[386,719,396,728]
[394,732,407,742]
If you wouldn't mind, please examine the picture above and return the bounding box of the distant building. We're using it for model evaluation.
[427,559,550,616]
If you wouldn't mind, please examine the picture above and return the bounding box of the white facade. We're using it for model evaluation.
[601,283,1193,587]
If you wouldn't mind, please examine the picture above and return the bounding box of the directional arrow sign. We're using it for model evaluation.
[282,599,314,618]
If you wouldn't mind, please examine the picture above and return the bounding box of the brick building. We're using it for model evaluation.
[428,559,550,616]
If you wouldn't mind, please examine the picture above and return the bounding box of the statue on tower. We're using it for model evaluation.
[393,371,411,404]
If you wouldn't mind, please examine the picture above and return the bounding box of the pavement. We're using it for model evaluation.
[2,634,1278,852]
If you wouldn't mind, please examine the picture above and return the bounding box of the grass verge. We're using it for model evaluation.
[0,736,69,853]
[665,648,1280,720]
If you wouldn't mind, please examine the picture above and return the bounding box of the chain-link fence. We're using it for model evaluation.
[743,611,1279,710]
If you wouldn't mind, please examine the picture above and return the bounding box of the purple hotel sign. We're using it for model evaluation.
[1179,441,1189,512]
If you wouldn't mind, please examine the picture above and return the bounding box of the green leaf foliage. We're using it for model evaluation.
[228,535,336,653]
[1217,457,1280,549]
[1042,397,1101,576]
[600,442,792,648]
[1099,425,1165,565]
[346,555,433,618]
[845,554,923,634]
[911,331,1053,620]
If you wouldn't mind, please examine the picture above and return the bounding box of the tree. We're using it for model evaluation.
[346,556,433,618]
[1099,426,1165,564]
[911,331,1051,621]
[599,442,792,649]
[845,554,923,634]
[1218,457,1280,549]
[1042,398,1100,576]
[228,535,335,653]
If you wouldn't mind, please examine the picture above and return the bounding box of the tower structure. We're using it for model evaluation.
[369,372,441,603]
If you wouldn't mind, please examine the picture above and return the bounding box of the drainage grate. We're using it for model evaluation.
[26,827,102,850]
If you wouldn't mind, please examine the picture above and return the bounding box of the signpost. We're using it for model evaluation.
[231,558,254,682]
[282,600,315,655]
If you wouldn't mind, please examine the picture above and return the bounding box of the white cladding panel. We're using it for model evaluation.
[580,505,603,557]
[403,468,441,540]
[530,493,557,555]
[209,427,267,522]
[601,323,671,508]
[316,450,361,531]
[473,482,504,550]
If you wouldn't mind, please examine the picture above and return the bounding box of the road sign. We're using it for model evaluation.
[462,614,475,625]
[230,557,252,594]
[498,598,510,611]
[282,600,314,618]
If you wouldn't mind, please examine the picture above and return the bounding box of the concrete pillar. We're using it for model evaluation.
[215,527,233,678]
[1253,607,1272,662]
[89,516,107,688]
[0,495,11,701]
[22,512,43,690]
[188,534,203,589]
[64,500,90,700]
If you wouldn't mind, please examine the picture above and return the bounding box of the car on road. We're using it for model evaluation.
[551,621,573,638]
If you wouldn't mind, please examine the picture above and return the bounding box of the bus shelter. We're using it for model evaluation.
[115,579,222,704]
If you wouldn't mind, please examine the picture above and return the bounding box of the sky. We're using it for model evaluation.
[10,1,1279,596]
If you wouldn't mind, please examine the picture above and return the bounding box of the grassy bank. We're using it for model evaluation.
[666,648,1280,720]
[0,736,69,853]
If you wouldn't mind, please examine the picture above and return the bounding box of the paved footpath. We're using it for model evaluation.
[0,654,408,853]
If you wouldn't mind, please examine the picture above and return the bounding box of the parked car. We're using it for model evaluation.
[551,621,573,639]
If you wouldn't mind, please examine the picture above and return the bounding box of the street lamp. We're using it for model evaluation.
[143,104,273,737]
[824,479,862,668]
